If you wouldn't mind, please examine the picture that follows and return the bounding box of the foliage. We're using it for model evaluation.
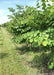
[2,0,54,70]
[48,52,54,69]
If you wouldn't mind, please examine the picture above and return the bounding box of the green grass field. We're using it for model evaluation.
[0,27,28,75]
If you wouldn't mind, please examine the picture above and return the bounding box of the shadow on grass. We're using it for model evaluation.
[28,52,54,73]
[0,53,8,59]
[0,43,3,45]
[16,44,50,55]
[15,44,54,73]
[16,45,31,54]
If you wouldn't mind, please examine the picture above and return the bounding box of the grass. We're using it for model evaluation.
[0,27,42,75]
[0,27,53,75]
[0,27,27,75]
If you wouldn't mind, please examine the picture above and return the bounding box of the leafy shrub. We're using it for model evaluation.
[2,0,54,70]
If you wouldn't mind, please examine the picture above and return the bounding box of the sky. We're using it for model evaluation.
[0,0,37,24]
[0,0,53,24]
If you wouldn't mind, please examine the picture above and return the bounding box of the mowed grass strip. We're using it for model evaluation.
[0,27,27,75]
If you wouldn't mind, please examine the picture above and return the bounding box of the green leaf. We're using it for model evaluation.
[30,39,33,43]
[52,0,54,2]
[42,41,48,46]
[44,37,48,40]
[21,19,29,24]
[34,38,37,42]
[48,62,54,69]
